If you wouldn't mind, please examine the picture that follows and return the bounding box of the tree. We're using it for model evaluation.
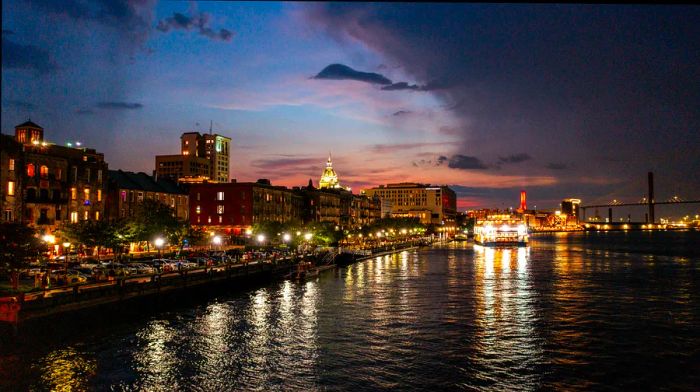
[125,199,180,250]
[168,220,206,254]
[0,223,46,291]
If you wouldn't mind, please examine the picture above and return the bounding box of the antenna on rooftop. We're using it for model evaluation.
[209,120,213,135]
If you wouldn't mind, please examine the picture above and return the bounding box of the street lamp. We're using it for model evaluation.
[282,233,291,243]
[155,237,165,258]
[257,234,266,244]
[304,233,312,241]
[212,235,222,247]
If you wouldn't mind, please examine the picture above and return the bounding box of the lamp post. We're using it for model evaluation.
[155,237,165,258]
[212,235,222,250]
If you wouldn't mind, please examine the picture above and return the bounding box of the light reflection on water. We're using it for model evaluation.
[6,231,699,391]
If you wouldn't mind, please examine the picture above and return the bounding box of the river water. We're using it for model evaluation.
[1,231,699,391]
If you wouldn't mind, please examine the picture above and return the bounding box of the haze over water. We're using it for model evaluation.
[2,231,699,391]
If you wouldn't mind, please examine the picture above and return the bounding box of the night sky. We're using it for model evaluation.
[3,2,699,216]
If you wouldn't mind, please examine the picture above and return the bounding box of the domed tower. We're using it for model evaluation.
[319,153,340,189]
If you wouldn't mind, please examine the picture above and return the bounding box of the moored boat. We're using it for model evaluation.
[473,214,528,246]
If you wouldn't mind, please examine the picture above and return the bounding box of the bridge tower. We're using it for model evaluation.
[648,172,655,223]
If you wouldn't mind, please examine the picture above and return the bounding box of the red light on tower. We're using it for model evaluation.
[519,190,527,211]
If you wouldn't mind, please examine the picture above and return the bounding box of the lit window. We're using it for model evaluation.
[84,211,89,220]
[197,192,200,201]
[137,192,143,202]
[7,181,15,196]
[217,191,224,201]
[97,189,102,202]
[71,188,77,200]
[84,188,90,201]
[71,212,78,223]
[121,191,127,202]
[9,159,14,171]
[217,205,224,214]
[27,163,35,177]
[196,205,201,214]
[56,168,62,180]
[95,212,100,220]
[219,216,223,223]
[208,216,211,223]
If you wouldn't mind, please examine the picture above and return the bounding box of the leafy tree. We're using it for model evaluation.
[0,223,46,291]
[169,220,206,254]
[125,199,180,249]
[58,219,131,260]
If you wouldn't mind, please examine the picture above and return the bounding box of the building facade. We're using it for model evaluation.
[0,121,108,233]
[362,183,457,226]
[188,180,301,235]
[106,170,189,221]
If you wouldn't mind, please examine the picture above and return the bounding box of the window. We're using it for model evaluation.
[97,170,102,182]
[40,165,49,179]
[171,197,175,208]
[95,211,100,220]
[217,191,224,201]
[217,205,224,214]
[86,168,91,182]
[84,188,90,201]
[72,167,77,181]
[97,189,102,202]
[71,188,77,200]
[8,159,14,171]
[207,216,211,223]
[3,209,12,221]
[84,211,89,220]
[137,192,143,202]
[56,168,62,180]
[196,205,201,214]
[219,216,223,223]
[7,181,15,196]
[197,192,200,201]
[70,212,78,223]
[27,163,35,177]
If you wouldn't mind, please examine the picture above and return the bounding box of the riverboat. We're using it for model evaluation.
[473,214,529,246]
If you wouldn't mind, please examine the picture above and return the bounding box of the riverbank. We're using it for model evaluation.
[0,243,424,330]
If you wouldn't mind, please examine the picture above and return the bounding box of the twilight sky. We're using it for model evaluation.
[2,2,699,216]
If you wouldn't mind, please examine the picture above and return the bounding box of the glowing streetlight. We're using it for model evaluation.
[42,234,56,244]
[282,233,291,243]
[154,237,165,258]
[212,235,222,246]
[62,242,71,248]
[257,234,266,244]
[304,233,312,241]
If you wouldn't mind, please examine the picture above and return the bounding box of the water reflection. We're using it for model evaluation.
[34,347,96,392]
[132,320,180,391]
[472,245,543,390]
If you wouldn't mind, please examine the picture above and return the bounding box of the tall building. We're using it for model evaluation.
[561,198,581,224]
[155,130,231,183]
[362,183,457,226]
[1,121,108,232]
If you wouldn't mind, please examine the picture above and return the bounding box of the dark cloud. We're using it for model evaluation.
[314,64,392,85]
[436,155,448,165]
[25,0,153,46]
[498,153,532,164]
[1,35,57,74]
[371,142,452,154]
[76,109,95,115]
[382,82,421,91]
[303,4,700,198]
[546,162,568,170]
[5,100,36,110]
[156,11,234,42]
[447,154,488,170]
[393,110,411,116]
[97,102,143,110]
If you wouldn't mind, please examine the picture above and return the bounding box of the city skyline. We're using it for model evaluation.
[2,3,699,212]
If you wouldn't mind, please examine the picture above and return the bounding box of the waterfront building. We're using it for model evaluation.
[0,121,108,232]
[188,179,302,235]
[155,131,231,183]
[1,135,23,223]
[106,170,189,221]
[561,198,581,224]
[362,183,457,226]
